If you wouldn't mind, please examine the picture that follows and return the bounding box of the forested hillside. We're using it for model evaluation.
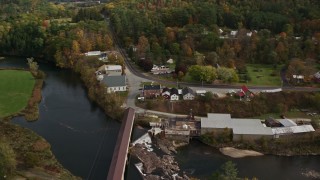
[105,0,320,83]
[0,1,114,66]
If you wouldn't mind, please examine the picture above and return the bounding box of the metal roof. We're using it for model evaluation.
[201,114,273,135]
[202,113,314,136]
[143,84,161,90]
[101,75,126,87]
[182,87,194,96]
[272,125,315,135]
[107,108,135,180]
[106,65,122,71]
[232,119,273,135]
[279,119,297,127]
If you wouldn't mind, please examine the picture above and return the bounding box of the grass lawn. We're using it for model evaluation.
[245,64,282,86]
[0,70,35,118]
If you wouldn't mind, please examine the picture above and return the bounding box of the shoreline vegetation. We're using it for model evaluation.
[0,121,78,179]
[0,2,126,177]
[0,67,78,179]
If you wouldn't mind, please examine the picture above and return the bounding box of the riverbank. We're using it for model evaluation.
[0,121,79,179]
[0,67,79,178]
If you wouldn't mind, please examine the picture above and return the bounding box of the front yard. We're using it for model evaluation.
[244,64,282,86]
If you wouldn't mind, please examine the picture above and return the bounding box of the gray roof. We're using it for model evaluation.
[182,87,194,96]
[101,75,126,87]
[272,125,314,135]
[144,84,161,90]
[202,113,314,136]
[201,113,273,135]
[279,119,297,127]
[170,88,179,95]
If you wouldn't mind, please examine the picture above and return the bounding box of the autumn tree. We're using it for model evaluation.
[188,65,217,83]
[137,36,150,58]
[27,57,39,76]
[286,59,316,83]
[211,161,239,180]
[205,52,220,66]
[181,42,193,57]
[0,139,16,178]
[275,41,288,63]
[216,67,239,83]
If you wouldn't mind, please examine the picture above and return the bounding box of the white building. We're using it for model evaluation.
[170,94,179,101]
[96,64,122,75]
[182,87,195,100]
[170,88,179,101]
[201,114,274,141]
[105,65,122,76]
[201,113,315,141]
[85,51,101,56]
[101,75,127,93]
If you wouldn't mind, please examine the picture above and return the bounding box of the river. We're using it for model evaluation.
[1,57,319,180]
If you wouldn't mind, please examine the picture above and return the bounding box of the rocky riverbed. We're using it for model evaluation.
[130,134,190,180]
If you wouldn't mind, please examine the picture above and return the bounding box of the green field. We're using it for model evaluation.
[245,64,282,86]
[0,70,35,118]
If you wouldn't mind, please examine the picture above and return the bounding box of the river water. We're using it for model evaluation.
[1,57,319,180]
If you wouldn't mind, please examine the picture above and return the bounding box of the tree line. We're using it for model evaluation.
[105,0,320,83]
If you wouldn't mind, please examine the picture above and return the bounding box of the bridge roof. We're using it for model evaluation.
[107,108,135,180]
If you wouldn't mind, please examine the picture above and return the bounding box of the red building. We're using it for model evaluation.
[142,84,161,99]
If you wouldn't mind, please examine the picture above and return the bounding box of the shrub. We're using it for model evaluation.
[24,152,40,168]
[0,140,16,177]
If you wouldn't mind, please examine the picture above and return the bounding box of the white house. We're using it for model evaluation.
[170,94,179,101]
[170,88,179,101]
[182,87,195,100]
[101,75,127,93]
